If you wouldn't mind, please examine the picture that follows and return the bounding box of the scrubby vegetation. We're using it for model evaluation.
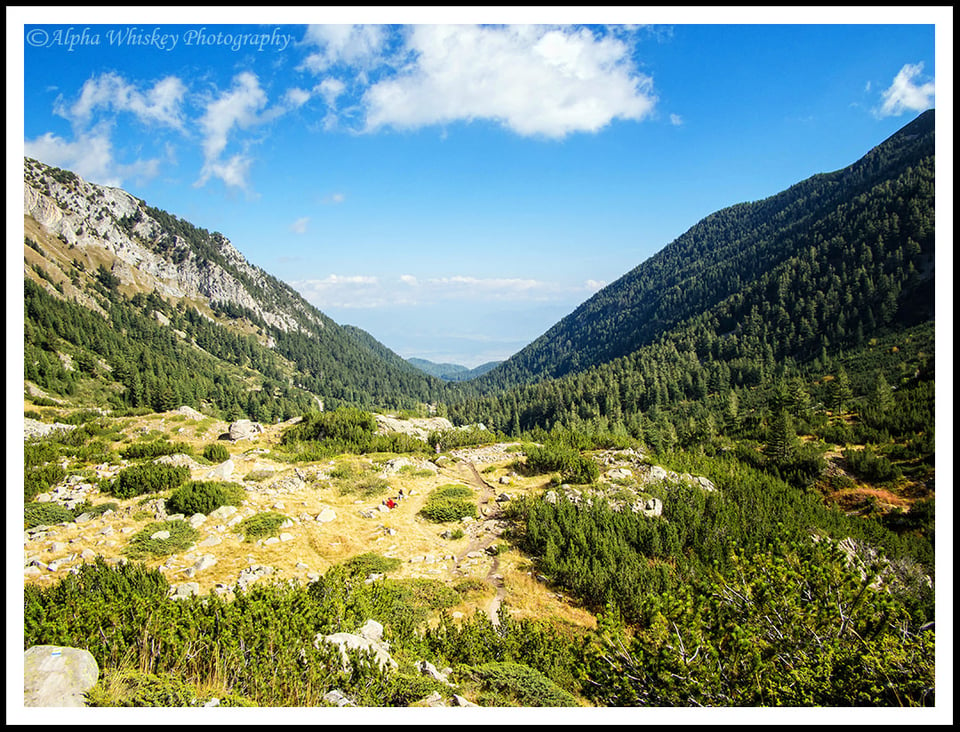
[164,480,245,516]
[123,520,199,559]
[419,485,478,523]
[238,512,287,541]
[105,463,191,500]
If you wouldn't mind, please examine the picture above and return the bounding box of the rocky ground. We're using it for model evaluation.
[21,409,599,628]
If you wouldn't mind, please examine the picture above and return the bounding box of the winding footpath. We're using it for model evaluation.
[451,460,509,625]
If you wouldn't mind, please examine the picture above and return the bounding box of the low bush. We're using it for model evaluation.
[381,578,460,610]
[431,484,474,499]
[107,463,190,500]
[419,495,478,523]
[523,443,599,484]
[120,440,192,460]
[24,463,67,502]
[338,477,391,498]
[340,552,402,577]
[165,480,246,516]
[24,502,75,528]
[453,578,490,595]
[455,662,579,707]
[123,520,199,559]
[238,512,287,541]
[202,443,230,463]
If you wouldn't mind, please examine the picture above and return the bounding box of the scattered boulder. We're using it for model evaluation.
[318,620,397,672]
[228,420,264,442]
[169,582,201,600]
[193,554,218,572]
[209,505,238,521]
[173,405,205,420]
[316,508,337,523]
[24,645,99,707]
[323,689,355,707]
[206,459,235,481]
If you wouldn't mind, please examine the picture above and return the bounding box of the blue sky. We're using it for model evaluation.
[10,8,949,367]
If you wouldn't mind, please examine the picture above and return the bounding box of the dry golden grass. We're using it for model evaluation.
[23,410,600,631]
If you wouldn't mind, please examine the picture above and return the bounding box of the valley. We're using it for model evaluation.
[19,109,938,710]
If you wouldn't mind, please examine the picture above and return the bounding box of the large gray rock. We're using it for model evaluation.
[24,645,99,707]
[318,620,397,672]
[228,420,264,441]
[207,459,235,481]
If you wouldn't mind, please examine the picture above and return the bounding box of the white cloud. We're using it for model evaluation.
[24,129,162,187]
[57,72,187,130]
[361,25,657,138]
[300,24,389,72]
[198,72,267,163]
[290,216,310,234]
[284,87,311,108]
[292,272,599,311]
[875,62,935,118]
[669,113,683,126]
[194,72,271,189]
[315,78,347,108]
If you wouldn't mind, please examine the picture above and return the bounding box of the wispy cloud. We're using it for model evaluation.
[194,72,267,189]
[299,24,389,73]
[874,62,935,118]
[292,272,603,310]
[290,216,310,234]
[669,113,683,126]
[56,72,187,130]
[24,128,163,187]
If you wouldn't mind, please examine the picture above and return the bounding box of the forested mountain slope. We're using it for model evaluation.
[470,110,935,393]
[22,158,446,416]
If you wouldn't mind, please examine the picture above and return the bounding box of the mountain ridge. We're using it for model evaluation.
[469,110,936,394]
[22,157,447,415]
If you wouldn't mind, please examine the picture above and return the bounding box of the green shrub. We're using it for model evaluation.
[447,528,466,540]
[381,673,450,707]
[456,662,578,707]
[338,476,391,498]
[202,443,230,463]
[71,501,119,518]
[238,512,287,541]
[432,484,474,499]
[380,579,460,610]
[124,520,199,559]
[24,502,76,528]
[24,463,67,502]
[842,446,903,483]
[454,578,490,595]
[165,481,245,516]
[107,463,190,499]
[120,440,192,460]
[523,443,599,484]
[419,496,478,523]
[85,669,201,707]
[341,552,403,577]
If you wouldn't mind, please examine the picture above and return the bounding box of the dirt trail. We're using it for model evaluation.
[453,460,509,625]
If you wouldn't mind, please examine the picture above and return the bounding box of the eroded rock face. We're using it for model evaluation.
[24,645,99,707]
